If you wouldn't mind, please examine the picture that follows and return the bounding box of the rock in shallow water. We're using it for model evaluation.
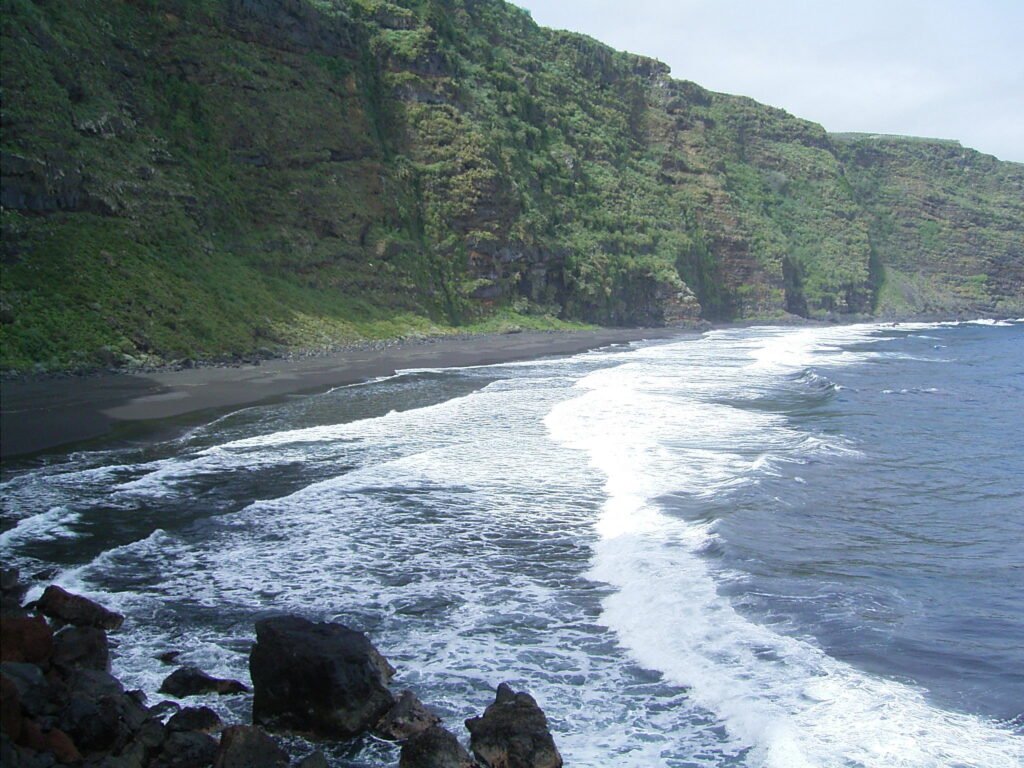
[159,667,248,698]
[36,586,124,631]
[375,689,441,741]
[212,725,288,768]
[249,614,395,739]
[465,683,562,768]
[399,725,476,768]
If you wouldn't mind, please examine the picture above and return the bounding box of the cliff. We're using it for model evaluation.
[2,0,1022,371]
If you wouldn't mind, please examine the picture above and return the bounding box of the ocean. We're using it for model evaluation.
[2,320,1022,767]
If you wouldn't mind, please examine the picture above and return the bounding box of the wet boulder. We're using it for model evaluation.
[249,615,395,738]
[52,626,110,672]
[212,725,288,768]
[0,616,54,665]
[399,726,476,768]
[167,706,223,734]
[36,586,124,631]
[375,690,441,741]
[151,730,218,768]
[1,568,28,615]
[465,684,562,768]
[159,667,248,698]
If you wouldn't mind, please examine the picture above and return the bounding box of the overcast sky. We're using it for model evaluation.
[513,0,1023,163]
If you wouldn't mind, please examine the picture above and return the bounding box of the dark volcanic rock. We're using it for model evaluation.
[152,730,218,768]
[167,706,223,734]
[1,674,23,741]
[399,726,476,768]
[249,615,395,738]
[375,689,441,741]
[159,667,248,698]
[36,586,124,630]
[1,568,28,615]
[1,663,51,718]
[0,616,53,664]
[52,626,110,672]
[212,725,288,768]
[465,684,562,768]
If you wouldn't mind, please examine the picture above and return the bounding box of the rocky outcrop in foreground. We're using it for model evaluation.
[0,570,561,767]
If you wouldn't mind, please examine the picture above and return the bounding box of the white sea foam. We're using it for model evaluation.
[548,324,1024,767]
[4,322,1020,767]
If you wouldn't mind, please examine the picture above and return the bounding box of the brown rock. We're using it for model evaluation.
[1,675,23,741]
[212,725,288,768]
[0,615,54,664]
[399,726,476,768]
[36,585,124,630]
[376,690,441,741]
[465,684,561,768]
[159,667,248,698]
[43,727,82,764]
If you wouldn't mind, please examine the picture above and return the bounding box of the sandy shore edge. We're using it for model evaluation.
[1,328,689,459]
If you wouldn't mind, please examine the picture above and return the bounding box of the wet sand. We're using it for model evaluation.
[1,328,688,458]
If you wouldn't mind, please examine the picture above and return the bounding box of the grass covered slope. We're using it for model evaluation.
[2,0,1022,372]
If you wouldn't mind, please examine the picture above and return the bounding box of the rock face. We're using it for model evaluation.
[376,689,442,741]
[159,667,249,698]
[213,724,289,768]
[4,0,1022,374]
[465,684,562,768]
[36,585,124,630]
[249,615,396,738]
[400,725,477,768]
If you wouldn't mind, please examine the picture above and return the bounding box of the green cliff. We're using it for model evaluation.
[2,0,1022,371]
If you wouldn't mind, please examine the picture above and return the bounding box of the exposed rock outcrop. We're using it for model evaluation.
[375,689,442,741]
[36,585,125,630]
[399,725,477,768]
[159,667,249,698]
[249,615,396,738]
[212,725,289,768]
[465,684,562,768]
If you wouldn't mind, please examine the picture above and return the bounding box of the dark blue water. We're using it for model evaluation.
[710,322,1024,725]
[2,320,1022,767]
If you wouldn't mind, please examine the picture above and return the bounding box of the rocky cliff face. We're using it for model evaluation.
[1,0,1021,371]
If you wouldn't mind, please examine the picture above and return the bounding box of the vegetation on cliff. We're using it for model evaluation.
[2,0,1022,372]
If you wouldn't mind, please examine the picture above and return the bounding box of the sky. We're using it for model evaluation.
[513,0,1024,163]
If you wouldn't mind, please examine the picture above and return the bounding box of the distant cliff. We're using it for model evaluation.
[2,0,1022,371]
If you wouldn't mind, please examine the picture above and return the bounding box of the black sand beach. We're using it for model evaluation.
[1,328,685,458]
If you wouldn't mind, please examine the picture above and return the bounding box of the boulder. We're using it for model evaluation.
[36,586,124,631]
[159,667,248,698]
[52,626,110,672]
[399,726,476,768]
[1,663,51,718]
[58,689,148,754]
[249,615,395,738]
[1,674,23,741]
[1,616,54,664]
[15,719,82,762]
[465,684,561,768]
[167,707,223,734]
[151,730,217,768]
[212,725,288,768]
[375,690,441,741]
[1,568,27,615]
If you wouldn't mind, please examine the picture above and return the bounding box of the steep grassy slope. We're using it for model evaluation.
[2,0,1021,372]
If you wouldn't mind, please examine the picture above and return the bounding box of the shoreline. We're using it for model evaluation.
[0,327,687,459]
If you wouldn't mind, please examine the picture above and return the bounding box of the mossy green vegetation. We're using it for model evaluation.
[2,0,1021,372]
